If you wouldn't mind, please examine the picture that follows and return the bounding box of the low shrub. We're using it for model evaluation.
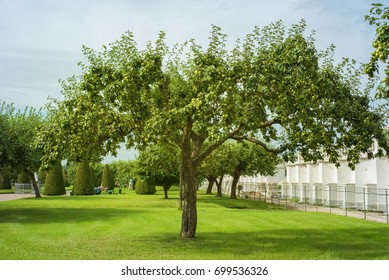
[135,180,156,195]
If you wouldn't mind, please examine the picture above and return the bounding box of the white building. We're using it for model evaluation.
[236,142,389,212]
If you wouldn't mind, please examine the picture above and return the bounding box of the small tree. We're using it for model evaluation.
[136,144,179,199]
[73,160,94,195]
[101,164,115,190]
[1,102,44,197]
[43,161,66,195]
[228,142,280,199]
[199,142,237,196]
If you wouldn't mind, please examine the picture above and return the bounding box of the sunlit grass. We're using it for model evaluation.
[1,187,389,260]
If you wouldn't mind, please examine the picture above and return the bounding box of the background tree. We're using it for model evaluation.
[0,101,43,197]
[17,171,30,183]
[228,142,280,199]
[365,3,389,98]
[43,161,66,195]
[109,160,136,187]
[0,173,12,189]
[136,144,180,199]
[73,160,94,195]
[101,164,115,190]
[37,21,388,238]
[199,142,236,196]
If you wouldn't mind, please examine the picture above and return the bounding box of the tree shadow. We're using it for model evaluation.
[0,207,143,224]
[155,227,389,260]
[197,194,282,210]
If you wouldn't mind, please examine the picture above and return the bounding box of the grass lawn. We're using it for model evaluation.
[1,187,389,260]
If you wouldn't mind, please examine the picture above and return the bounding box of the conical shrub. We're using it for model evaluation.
[0,174,11,189]
[73,161,94,195]
[43,161,66,195]
[101,164,115,190]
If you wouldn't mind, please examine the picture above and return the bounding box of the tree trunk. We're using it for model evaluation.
[230,168,241,199]
[25,168,41,198]
[205,178,215,194]
[163,185,170,199]
[180,125,198,238]
[215,174,224,197]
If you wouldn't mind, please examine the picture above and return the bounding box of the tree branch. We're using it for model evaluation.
[193,126,242,167]
[231,135,285,154]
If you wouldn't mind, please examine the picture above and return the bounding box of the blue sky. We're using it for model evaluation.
[0,0,378,161]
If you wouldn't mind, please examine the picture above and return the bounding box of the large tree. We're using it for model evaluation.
[365,3,389,98]
[0,101,43,197]
[37,21,388,238]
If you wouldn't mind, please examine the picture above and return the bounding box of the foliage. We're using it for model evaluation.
[17,171,30,183]
[228,142,281,198]
[135,179,156,195]
[43,161,66,195]
[109,160,136,187]
[101,164,115,189]
[0,174,12,189]
[199,141,236,196]
[365,3,389,98]
[73,161,94,195]
[37,21,388,237]
[0,101,44,197]
[136,144,179,198]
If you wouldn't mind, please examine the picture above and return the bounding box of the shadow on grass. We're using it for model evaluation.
[153,227,389,260]
[197,193,282,210]
[0,207,143,224]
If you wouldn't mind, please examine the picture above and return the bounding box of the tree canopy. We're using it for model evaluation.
[37,20,388,238]
[136,143,180,199]
[0,101,44,197]
[365,3,389,98]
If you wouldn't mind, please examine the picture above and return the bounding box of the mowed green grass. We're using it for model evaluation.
[1,187,389,260]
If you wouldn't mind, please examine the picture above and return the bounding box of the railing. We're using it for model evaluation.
[200,181,389,224]
[14,183,44,194]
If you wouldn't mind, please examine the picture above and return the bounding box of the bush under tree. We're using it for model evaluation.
[135,179,156,195]
[43,161,66,195]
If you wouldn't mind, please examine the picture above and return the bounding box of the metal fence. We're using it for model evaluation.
[205,180,389,224]
[14,183,44,194]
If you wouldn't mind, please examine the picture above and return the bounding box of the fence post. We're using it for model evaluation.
[294,185,297,210]
[363,187,367,220]
[304,185,307,212]
[385,189,389,224]
[344,186,347,217]
[329,185,332,213]
[315,184,318,212]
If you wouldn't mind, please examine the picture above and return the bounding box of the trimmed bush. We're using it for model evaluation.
[73,161,94,195]
[0,174,11,189]
[17,171,30,183]
[43,161,66,195]
[135,179,156,195]
[101,164,115,190]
